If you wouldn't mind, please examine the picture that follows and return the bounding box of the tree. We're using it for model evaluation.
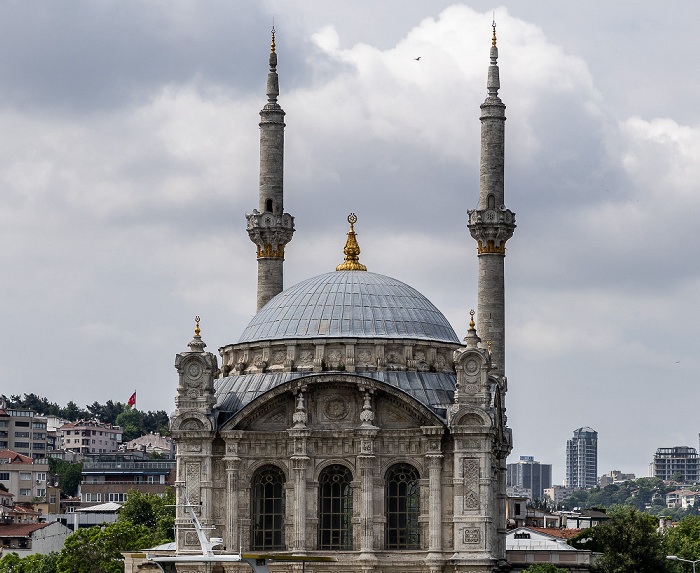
[117,487,176,542]
[56,521,164,573]
[0,552,59,573]
[522,566,567,573]
[48,459,83,497]
[115,408,143,442]
[664,515,700,568]
[569,505,669,573]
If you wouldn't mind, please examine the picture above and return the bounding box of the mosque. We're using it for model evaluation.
[168,24,516,573]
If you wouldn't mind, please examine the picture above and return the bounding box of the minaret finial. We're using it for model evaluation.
[194,316,201,337]
[469,309,476,330]
[492,14,497,47]
[271,22,276,54]
[336,213,368,271]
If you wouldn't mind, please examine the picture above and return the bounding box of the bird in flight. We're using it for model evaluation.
[414,56,421,61]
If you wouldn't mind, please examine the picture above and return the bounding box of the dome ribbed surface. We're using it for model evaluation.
[239,271,459,344]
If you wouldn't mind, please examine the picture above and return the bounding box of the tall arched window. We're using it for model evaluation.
[318,465,353,550]
[251,465,286,550]
[385,463,420,549]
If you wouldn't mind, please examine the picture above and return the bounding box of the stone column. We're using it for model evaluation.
[427,454,444,552]
[225,457,242,551]
[358,452,375,551]
[291,455,309,551]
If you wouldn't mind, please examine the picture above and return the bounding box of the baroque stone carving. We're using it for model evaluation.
[463,528,481,544]
[357,349,372,363]
[323,397,348,420]
[187,362,203,379]
[299,350,313,364]
[464,458,480,511]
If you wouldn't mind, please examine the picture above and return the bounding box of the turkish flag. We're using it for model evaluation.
[128,392,136,406]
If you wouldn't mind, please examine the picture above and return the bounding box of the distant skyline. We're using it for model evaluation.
[1,2,699,485]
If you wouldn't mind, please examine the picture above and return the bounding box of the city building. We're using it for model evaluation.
[79,452,176,507]
[565,427,598,489]
[0,405,48,461]
[544,485,576,506]
[507,456,552,501]
[0,521,72,557]
[164,25,516,573]
[506,527,595,572]
[652,446,700,483]
[57,420,123,456]
[0,450,49,504]
[121,432,175,459]
[597,470,635,487]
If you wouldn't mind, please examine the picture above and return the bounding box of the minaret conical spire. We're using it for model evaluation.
[467,22,516,378]
[246,26,296,311]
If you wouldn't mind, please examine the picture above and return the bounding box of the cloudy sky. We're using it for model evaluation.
[1,1,698,484]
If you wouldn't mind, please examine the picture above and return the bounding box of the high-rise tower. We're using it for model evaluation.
[246,28,295,311]
[565,427,598,489]
[468,22,516,379]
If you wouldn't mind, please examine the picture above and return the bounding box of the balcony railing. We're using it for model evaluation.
[82,461,176,470]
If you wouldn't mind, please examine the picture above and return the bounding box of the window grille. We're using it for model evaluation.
[385,463,420,549]
[251,465,286,550]
[318,465,353,550]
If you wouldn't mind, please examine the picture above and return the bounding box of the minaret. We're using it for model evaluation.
[246,27,295,311]
[467,22,516,378]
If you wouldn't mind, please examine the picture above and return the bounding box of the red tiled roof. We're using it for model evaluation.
[0,450,33,463]
[529,527,583,540]
[0,522,48,537]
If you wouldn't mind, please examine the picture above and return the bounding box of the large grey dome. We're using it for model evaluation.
[238,270,459,344]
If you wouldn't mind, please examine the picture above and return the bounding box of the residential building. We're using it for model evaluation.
[121,432,175,459]
[57,420,123,456]
[507,456,552,501]
[652,446,700,483]
[544,485,576,506]
[0,450,49,503]
[665,489,698,509]
[565,427,598,489]
[598,470,635,487]
[79,452,176,507]
[564,508,610,529]
[0,521,72,557]
[0,405,48,461]
[506,527,595,572]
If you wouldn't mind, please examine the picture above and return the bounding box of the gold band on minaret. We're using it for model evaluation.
[336,213,367,271]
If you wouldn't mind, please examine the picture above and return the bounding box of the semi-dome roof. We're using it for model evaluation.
[238,270,459,344]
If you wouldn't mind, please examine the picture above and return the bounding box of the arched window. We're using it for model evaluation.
[251,465,286,550]
[318,465,353,549]
[385,463,420,549]
[488,194,496,209]
[265,198,273,212]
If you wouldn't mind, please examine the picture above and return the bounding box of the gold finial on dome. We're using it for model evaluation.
[469,309,476,330]
[336,213,368,271]
[271,23,276,53]
[492,15,497,47]
[194,316,201,337]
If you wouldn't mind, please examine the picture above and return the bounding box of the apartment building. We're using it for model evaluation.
[652,446,699,483]
[57,420,123,455]
[0,450,49,503]
[0,406,48,461]
[79,452,175,507]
